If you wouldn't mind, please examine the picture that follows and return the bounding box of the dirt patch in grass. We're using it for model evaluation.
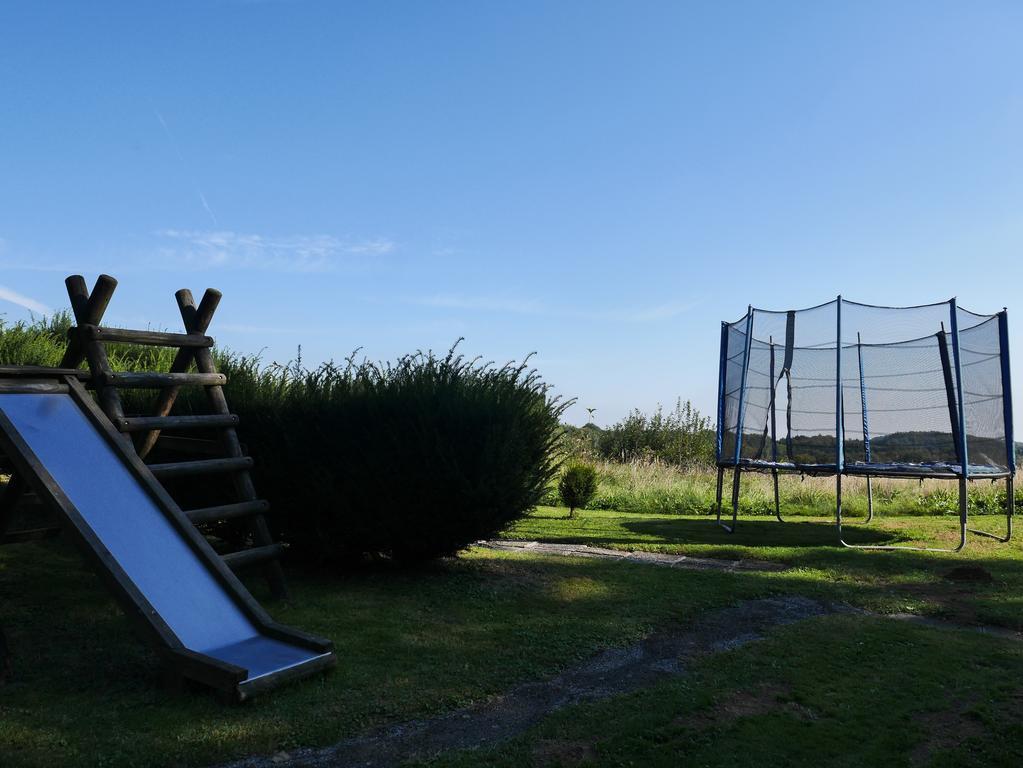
[909,696,985,767]
[530,739,598,767]
[942,566,994,584]
[681,683,817,730]
[899,581,992,625]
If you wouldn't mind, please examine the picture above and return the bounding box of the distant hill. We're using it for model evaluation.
[744,431,1010,467]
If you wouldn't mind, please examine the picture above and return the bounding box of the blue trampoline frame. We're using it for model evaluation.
[714,296,1015,551]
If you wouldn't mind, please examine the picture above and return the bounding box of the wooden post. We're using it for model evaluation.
[176,289,288,600]
[135,289,222,459]
[61,275,129,431]
[61,274,118,368]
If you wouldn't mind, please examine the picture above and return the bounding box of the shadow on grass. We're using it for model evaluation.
[620,518,898,549]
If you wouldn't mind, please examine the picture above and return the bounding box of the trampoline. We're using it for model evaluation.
[715,297,1015,551]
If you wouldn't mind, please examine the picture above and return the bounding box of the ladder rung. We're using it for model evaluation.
[0,364,90,379]
[222,543,284,570]
[88,327,214,348]
[118,414,239,432]
[148,457,253,479]
[186,500,270,524]
[103,372,226,389]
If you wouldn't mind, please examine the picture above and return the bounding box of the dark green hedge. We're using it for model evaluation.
[208,347,569,566]
[0,318,567,567]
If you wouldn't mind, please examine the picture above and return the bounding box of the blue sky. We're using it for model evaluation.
[1,1,1021,430]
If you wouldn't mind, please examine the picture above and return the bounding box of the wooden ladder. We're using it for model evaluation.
[60,274,288,599]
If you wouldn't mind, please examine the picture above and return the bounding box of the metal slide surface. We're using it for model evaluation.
[0,392,327,682]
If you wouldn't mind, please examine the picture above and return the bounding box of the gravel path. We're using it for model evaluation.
[216,596,843,768]
[480,539,787,572]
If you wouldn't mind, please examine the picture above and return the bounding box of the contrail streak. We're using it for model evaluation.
[153,108,220,227]
[0,285,52,315]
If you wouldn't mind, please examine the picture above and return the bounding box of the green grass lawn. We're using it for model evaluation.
[509,507,1023,629]
[2,507,1022,767]
[424,613,1023,768]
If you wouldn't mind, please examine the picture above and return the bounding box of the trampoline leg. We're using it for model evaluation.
[955,476,968,552]
[835,473,843,537]
[773,469,784,523]
[865,477,874,524]
[967,475,1013,543]
[719,466,739,533]
[840,474,968,552]
[714,466,724,527]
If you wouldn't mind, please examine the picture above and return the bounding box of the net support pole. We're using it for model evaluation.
[999,310,1015,475]
[999,310,1015,541]
[937,325,962,461]
[971,309,1014,542]
[722,307,754,533]
[732,307,754,466]
[770,338,783,523]
[715,322,728,465]
[948,298,969,551]
[857,332,874,523]
[835,297,844,533]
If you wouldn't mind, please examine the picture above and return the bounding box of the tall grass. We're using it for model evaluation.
[543,458,1015,517]
[0,313,179,373]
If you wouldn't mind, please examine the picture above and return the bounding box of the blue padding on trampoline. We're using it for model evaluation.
[0,393,322,683]
[727,459,838,472]
[845,461,1005,476]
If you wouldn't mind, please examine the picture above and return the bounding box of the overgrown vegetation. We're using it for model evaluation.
[0,313,185,374]
[210,347,568,565]
[543,458,1018,517]
[591,399,714,466]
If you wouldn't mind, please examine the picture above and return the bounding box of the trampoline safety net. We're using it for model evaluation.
[716,298,1015,479]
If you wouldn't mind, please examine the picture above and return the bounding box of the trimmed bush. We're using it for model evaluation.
[206,346,569,566]
[559,462,597,518]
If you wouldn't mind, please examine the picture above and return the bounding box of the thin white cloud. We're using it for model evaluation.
[0,285,52,315]
[155,229,396,272]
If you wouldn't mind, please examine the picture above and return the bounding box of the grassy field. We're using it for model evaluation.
[2,507,1022,767]
[545,459,1016,518]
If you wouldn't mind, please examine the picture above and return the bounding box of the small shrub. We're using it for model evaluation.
[559,462,598,518]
